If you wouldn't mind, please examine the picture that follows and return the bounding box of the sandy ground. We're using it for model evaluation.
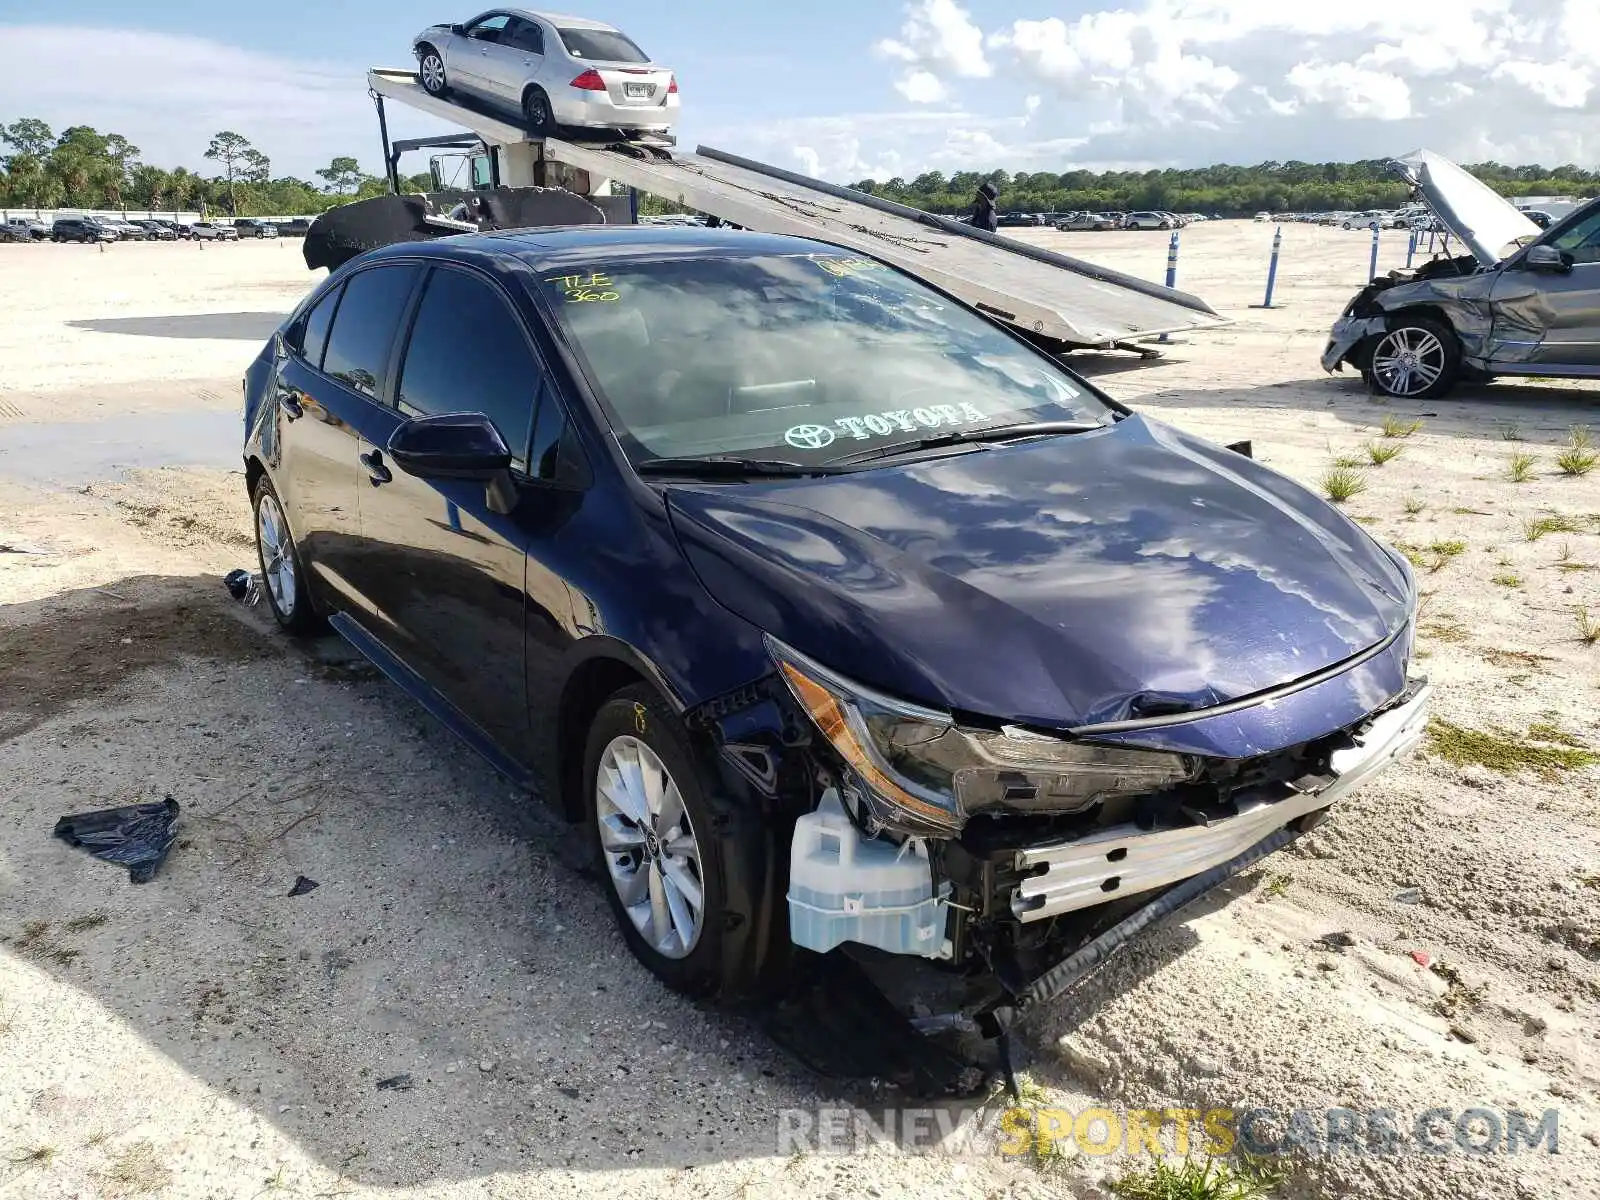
[1,227,1598,1200]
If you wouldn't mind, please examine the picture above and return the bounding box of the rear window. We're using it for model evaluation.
[542,252,1112,467]
[558,27,648,62]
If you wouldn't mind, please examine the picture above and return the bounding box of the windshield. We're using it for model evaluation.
[559,27,649,62]
[543,251,1114,468]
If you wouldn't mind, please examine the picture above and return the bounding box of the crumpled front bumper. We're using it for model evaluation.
[1010,681,1431,923]
[1322,315,1387,373]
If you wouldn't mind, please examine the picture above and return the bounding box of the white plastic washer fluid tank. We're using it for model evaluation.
[787,788,950,958]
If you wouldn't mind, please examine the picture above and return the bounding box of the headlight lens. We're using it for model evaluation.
[769,638,1194,836]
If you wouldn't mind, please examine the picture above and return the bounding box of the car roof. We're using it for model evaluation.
[359,226,855,274]
[506,8,616,30]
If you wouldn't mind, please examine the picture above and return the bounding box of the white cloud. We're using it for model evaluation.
[874,0,990,102]
[896,70,948,104]
[1492,59,1592,107]
[1285,61,1412,120]
[0,25,460,179]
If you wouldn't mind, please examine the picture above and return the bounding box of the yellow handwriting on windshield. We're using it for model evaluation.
[814,257,883,278]
[549,272,621,302]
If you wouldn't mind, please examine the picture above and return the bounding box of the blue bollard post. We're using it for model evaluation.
[1406,229,1416,268]
[1251,226,1283,309]
[1368,223,1381,281]
[1157,230,1180,343]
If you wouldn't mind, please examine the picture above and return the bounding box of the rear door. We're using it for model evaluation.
[345,263,549,756]
[280,261,421,610]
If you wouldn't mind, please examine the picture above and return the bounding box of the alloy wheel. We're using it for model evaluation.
[255,492,297,618]
[420,53,445,93]
[594,735,705,959]
[1371,327,1445,397]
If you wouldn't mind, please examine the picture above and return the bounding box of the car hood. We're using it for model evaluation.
[666,415,1411,730]
[1393,148,1540,267]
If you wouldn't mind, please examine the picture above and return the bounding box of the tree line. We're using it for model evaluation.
[0,118,432,215]
[850,160,1598,217]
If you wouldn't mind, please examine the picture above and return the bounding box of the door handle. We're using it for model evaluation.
[360,449,392,486]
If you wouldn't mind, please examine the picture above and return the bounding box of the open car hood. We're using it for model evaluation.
[1392,148,1540,268]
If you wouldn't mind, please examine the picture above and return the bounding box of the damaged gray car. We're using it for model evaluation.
[1323,148,1600,399]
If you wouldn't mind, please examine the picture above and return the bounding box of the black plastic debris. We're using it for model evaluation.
[287,875,319,897]
[375,1074,414,1092]
[224,568,260,606]
[53,797,180,884]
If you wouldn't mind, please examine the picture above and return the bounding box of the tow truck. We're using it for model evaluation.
[360,67,1228,356]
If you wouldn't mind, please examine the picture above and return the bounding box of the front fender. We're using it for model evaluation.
[1322,316,1386,373]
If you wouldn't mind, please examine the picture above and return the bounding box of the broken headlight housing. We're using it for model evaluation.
[769,637,1195,837]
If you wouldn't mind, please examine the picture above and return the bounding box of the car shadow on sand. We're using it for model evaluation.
[0,574,1201,1185]
[66,312,287,341]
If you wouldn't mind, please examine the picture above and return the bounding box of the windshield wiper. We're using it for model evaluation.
[823,420,1106,467]
[634,456,836,478]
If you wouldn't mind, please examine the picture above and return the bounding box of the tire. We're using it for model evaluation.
[251,475,323,635]
[1365,316,1461,399]
[523,86,557,137]
[418,47,448,96]
[584,684,740,997]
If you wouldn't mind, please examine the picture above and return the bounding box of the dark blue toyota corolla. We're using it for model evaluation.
[243,226,1429,1011]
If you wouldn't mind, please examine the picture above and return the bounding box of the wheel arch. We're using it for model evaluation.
[555,641,682,822]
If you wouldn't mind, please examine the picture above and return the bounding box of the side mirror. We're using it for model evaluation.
[1525,244,1571,274]
[387,412,511,480]
[450,22,466,34]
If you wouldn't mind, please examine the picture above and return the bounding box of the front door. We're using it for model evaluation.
[1493,203,1600,368]
[451,13,511,100]
[345,263,554,758]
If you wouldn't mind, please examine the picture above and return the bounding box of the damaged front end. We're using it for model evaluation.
[736,632,1429,1047]
[1322,253,1489,375]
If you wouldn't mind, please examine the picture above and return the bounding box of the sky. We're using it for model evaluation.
[0,0,1597,185]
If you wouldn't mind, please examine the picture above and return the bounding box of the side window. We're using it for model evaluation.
[527,382,572,482]
[396,267,539,459]
[507,18,544,53]
[467,13,509,41]
[321,264,420,398]
[1551,209,1600,265]
[297,284,342,370]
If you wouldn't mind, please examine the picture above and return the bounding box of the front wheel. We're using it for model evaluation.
[418,48,448,96]
[1366,317,1461,399]
[584,685,741,997]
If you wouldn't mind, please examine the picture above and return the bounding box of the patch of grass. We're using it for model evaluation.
[1478,647,1553,669]
[1419,617,1469,643]
[1261,872,1293,900]
[1572,425,1593,450]
[1392,541,1426,569]
[1425,718,1600,778]
[1403,496,1426,516]
[8,922,81,969]
[1380,414,1423,439]
[1452,506,1491,516]
[1492,573,1522,588]
[1577,606,1600,645]
[1111,1155,1287,1200]
[1508,451,1538,482]
[8,1145,55,1167]
[1332,452,1366,469]
[1428,538,1467,559]
[100,1142,173,1197]
[1322,467,1367,503]
[1501,423,1524,441]
[1556,447,1597,476]
[1527,721,1586,748]
[1523,513,1586,541]
[63,912,109,934]
[1431,960,1488,1016]
[1367,441,1404,466]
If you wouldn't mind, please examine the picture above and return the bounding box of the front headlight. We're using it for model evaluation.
[768,637,1194,837]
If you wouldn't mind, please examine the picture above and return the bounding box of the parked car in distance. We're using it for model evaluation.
[244,226,1428,1013]
[1055,212,1116,231]
[0,224,33,243]
[995,213,1042,228]
[413,10,678,136]
[4,216,48,240]
[97,216,145,240]
[1125,211,1173,230]
[1521,209,1554,229]
[277,218,314,237]
[51,216,118,243]
[191,221,240,241]
[129,219,177,241]
[235,218,279,238]
[1323,149,1588,399]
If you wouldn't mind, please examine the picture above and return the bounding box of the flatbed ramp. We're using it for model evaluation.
[368,68,1227,349]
